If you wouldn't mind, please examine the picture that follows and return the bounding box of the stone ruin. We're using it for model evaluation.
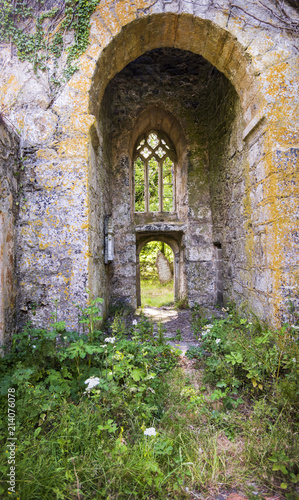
[156,251,173,285]
[0,0,298,344]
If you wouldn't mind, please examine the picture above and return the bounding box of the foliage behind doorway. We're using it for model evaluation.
[140,241,174,307]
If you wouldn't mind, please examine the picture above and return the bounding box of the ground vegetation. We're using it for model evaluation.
[0,300,298,498]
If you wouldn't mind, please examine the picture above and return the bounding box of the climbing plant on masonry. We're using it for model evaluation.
[0,0,99,105]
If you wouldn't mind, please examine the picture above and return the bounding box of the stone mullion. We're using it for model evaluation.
[173,161,176,213]
[158,159,163,212]
[144,160,149,212]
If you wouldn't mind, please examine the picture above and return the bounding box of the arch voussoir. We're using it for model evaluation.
[87,13,262,126]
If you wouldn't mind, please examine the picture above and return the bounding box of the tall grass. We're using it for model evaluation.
[0,305,298,499]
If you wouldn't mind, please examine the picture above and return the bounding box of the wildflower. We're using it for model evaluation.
[132,319,138,326]
[144,427,156,436]
[63,336,67,340]
[84,376,101,392]
[215,338,221,344]
[32,345,36,349]
[291,325,299,330]
[292,358,296,363]
[104,337,115,344]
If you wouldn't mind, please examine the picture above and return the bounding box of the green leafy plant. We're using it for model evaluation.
[77,294,103,342]
[0,300,298,498]
[0,0,99,103]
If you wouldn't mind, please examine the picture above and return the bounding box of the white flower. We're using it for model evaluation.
[32,345,36,349]
[291,325,299,330]
[84,376,100,392]
[132,319,137,326]
[104,337,115,344]
[63,336,67,340]
[203,324,213,330]
[292,358,296,363]
[144,427,156,436]
[198,448,203,453]
[215,338,221,344]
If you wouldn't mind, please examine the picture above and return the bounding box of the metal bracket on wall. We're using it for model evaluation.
[104,215,114,264]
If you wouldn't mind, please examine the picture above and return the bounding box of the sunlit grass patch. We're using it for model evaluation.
[141,278,174,307]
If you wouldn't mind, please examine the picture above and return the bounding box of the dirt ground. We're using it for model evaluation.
[139,305,223,354]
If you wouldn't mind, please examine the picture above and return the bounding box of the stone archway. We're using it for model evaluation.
[85,12,269,319]
[89,13,262,126]
[82,11,297,327]
[4,4,297,334]
[84,11,297,327]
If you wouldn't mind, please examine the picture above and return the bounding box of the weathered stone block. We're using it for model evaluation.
[156,250,173,284]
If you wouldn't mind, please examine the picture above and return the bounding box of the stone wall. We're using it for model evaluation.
[0,122,19,344]
[0,0,297,331]
[99,48,253,310]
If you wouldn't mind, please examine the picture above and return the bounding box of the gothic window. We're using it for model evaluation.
[134,131,176,213]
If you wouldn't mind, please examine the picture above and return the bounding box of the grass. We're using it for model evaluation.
[4,366,297,499]
[140,278,174,307]
[0,305,298,499]
[160,366,299,498]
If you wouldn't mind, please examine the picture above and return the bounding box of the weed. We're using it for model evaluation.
[0,302,298,498]
[174,296,189,310]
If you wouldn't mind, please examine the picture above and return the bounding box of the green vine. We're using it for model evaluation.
[0,0,100,104]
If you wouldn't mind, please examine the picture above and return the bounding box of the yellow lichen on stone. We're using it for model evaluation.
[95,2,122,36]
[0,74,22,107]
[58,136,90,158]
[114,0,137,25]
[68,71,92,94]
[78,55,97,79]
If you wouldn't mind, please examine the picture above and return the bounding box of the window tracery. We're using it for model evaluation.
[133,131,176,213]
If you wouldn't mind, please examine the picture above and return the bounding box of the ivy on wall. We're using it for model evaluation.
[0,0,99,104]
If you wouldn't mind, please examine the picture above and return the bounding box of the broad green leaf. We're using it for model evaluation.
[34,426,42,438]
[131,369,143,381]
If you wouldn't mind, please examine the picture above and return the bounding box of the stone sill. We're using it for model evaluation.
[134,211,180,225]
[135,222,186,233]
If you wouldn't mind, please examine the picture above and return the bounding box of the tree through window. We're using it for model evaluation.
[134,131,176,213]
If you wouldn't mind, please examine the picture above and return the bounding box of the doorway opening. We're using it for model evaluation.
[139,241,174,307]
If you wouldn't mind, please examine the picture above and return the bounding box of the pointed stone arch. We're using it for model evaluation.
[129,106,187,162]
